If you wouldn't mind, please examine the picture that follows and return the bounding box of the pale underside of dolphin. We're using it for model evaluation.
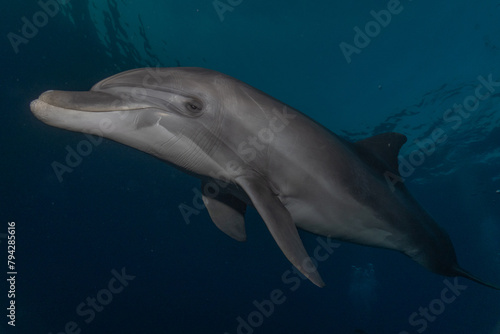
[30,67,500,290]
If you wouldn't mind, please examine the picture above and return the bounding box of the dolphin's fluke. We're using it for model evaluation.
[453,266,500,290]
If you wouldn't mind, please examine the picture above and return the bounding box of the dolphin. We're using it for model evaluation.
[30,67,499,289]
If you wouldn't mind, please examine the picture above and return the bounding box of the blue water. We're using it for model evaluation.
[1,0,500,333]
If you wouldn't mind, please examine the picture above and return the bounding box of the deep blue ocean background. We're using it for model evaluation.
[1,1,500,333]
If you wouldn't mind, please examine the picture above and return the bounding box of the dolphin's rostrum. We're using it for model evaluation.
[30,67,499,290]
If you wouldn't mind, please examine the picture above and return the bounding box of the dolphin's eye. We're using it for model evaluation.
[184,100,203,114]
[188,103,199,110]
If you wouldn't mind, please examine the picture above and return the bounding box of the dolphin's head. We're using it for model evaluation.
[30,67,243,176]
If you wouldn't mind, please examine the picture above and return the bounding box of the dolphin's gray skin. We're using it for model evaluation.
[30,67,499,289]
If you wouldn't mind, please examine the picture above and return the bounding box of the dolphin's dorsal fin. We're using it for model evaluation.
[354,132,407,176]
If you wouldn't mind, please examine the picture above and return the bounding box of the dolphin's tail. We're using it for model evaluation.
[453,266,500,290]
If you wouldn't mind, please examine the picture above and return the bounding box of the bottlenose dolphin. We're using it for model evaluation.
[30,67,499,289]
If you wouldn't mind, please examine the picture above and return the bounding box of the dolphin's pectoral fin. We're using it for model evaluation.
[236,175,325,287]
[202,181,247,242]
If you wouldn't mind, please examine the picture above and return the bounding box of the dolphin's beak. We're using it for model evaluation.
[30,89,156,128]
[30,89,150,133]
[34,90,142,112]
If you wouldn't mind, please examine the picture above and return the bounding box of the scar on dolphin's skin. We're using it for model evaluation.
[31,67,500,290]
